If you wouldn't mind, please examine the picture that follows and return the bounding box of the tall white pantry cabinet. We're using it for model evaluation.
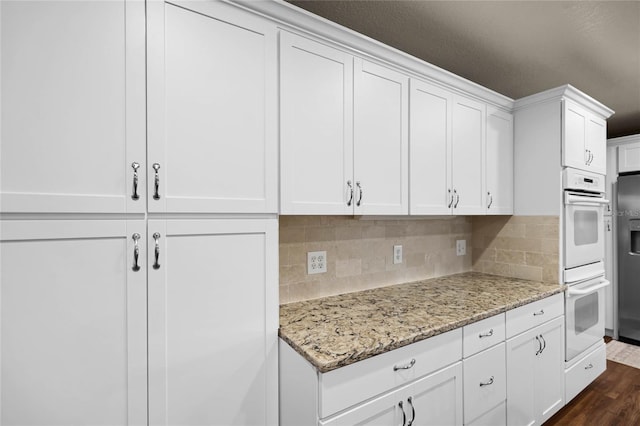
[0,1,278,425]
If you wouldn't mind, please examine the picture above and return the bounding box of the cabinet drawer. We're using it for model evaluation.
[565,342,606,403]
[506,293,563,339]
[320,328,462,418]
[463,343,506,424]
[467,401,506,426]
[463,313,505,358]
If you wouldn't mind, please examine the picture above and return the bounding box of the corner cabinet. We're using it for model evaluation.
[280,32,409,215]
[410,80,489,215]
[486,108,514,214]
[147,0,278,213]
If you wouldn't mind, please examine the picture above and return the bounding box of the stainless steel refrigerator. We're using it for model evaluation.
[617,173,640,343]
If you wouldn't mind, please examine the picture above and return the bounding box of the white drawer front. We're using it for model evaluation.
[506,293,564,339]
[463,313,505,358]
[565,342,606,403]
[466,401,506,426]
[463,343,506,424]
[320,329,462,418]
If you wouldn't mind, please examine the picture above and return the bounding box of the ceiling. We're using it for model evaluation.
[287,0,640,139]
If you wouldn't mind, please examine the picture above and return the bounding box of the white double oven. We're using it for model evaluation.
[563,167,610,362]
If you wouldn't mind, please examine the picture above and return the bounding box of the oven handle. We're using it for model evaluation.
[565,193,609,206]
[566,279,610,297]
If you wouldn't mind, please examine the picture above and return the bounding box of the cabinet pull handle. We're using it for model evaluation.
[346,180,354,206]
[153,232,161,270]
[393,358,416,371]
[479,376,494,387]
[590,151,594,165]
[131,162,140,200]
[585,363,593,370]
[399,401,406,426]
[356,181,363,207]
[585,149,590,165]
[448,189,454,208]
[453,189,459,208]
[479,328,494,338]
[535,335,542,355]
[407,396,416,426]
[607,222,611,231]
[539,334,546,354]
[487,192,493,209]
[152,163,161,200]
[132,233,141,271]
[533,309,544,316]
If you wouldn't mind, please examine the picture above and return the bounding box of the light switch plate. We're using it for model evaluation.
[307,251,327,274]
[393,245,403,264]
[456,240,466,256]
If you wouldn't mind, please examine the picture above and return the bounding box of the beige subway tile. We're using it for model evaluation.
[287,243,307,266]
[496,249,526,264]
[385,224,408,238]
[542,223,559,239]
[362,256,386,274]
[425,220,451,235]
[279,264,306,285]
[542,264,560,284]
[336,258,362,278]
[335,239,364,259]
[362,225,386,239]
[483,261,511,277]
[280,226,305,244]
[497,223,526,238]
[406,252,426,268]
[279,285,291,305]
[279,245,289,266]
[510,264,543,282]
[305,226,336,242]
[472,247,496,265]
[525,252,545,267]
[541,238,560,255]
[335,225,363,241]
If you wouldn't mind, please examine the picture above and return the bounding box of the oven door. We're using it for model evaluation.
[564,191,607,269]
[565,275,609,361]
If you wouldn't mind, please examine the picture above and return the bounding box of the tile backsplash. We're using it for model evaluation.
[279,216,472,304]
[471,215,560,284]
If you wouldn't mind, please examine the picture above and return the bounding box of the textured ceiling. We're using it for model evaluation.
[288,0,640,139]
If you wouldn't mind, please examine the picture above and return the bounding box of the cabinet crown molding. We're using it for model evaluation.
[231,0,514,110]
[513,84,614,119]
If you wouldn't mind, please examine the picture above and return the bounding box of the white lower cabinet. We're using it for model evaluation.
[506,315,565,426]
[0,220,147,425]
[564,342,606,404]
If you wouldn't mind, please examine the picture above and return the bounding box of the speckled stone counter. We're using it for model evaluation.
[279,272,565,373]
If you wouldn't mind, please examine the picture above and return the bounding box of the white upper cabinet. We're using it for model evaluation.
[563,100,607,175]
[353,59,409,215]
[280,32,354,215]
[0,0,145,213]
[147,1,277,213]
[409,80,453,215]
[452,95,486,215]
[486,108,514,214]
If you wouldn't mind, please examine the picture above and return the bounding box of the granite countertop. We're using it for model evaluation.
[279,272,565,373]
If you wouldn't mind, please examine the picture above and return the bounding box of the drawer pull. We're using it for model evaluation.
[479,376,494,387]
[539,334,546,354]
[535,335,542,355]
[407,396,416,426]
[479,328,494,338]
[585,363,594,370]
[533,309,545,316]
[393,358,416,371]
[399,401,406,426]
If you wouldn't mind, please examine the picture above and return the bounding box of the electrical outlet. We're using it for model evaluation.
[456,240,466,256]
[393,245,403,264]
[307,251,327,274]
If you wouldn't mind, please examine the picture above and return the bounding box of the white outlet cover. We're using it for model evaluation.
[393,245,402,264]
[307,251,327,274]
[456,240,466,256]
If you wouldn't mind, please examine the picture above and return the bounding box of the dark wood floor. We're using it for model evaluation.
[546,339,640,425]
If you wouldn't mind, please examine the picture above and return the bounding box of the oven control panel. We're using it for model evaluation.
[563,167,605,193]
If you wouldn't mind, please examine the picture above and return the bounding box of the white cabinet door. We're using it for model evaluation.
[486,108,514,214]
[563,100,607,174]
[0,0,145,214]
[147,1,277,213]
[452,95,486,215]
[409,79,453,215]
[354,59,409,215]
[586,115,607,174]
[0,220,147,425]
[280,32,354,215]
[535,317,564,424]
[148,219,278,426]
[409,362,463,426]
[506,316,564,426]
[617,141,640,173]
